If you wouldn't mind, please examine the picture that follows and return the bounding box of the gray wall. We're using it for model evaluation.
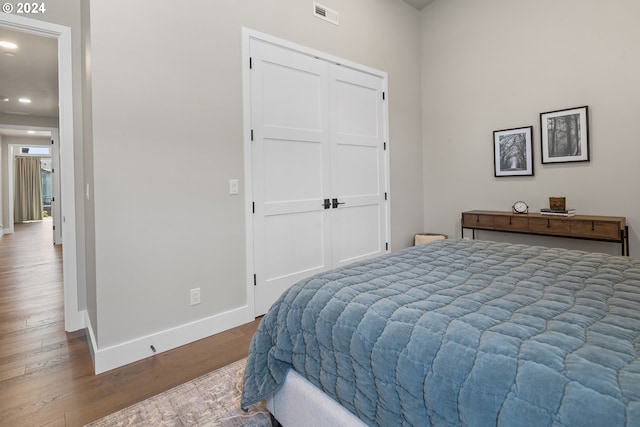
[420,0,640,255]
[88,0,424,348]
[80,0,97,343]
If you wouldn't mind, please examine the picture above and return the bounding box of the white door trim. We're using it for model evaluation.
[241,28,391,318]
[0,14,81,332]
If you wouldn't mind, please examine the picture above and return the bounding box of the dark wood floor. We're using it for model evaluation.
[0,220,261,427]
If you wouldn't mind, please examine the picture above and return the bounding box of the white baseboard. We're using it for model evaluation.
[84,310,98,364]
[86,306,254,374]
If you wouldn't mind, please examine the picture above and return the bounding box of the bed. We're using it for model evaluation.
[241,239,640,426]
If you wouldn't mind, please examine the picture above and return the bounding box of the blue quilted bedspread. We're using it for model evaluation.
[241,239,640,426]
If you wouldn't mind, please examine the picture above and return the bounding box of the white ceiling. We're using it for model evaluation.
[0,26,58,137]
[402,0,434,11]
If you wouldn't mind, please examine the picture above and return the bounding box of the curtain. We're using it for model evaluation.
[14,157,43,222]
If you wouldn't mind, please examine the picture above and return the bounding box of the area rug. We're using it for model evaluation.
[85,358,270,427]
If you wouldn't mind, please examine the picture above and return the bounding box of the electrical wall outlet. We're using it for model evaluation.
[190,288,201,306]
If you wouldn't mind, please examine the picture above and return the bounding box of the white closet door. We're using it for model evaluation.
[329,65,387,267]
[250,40,332,315]
[249,36,389,316]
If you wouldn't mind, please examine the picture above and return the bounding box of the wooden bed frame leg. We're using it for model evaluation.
[270,413,283,427]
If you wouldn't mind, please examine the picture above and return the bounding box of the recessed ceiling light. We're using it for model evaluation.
[1,97,9,102]
[18,98,32,104]
[27,130,36,134]
[0,41,18,49]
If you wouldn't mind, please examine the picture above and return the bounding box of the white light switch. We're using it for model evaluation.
[229,179,239,195]
[190,288,201,305]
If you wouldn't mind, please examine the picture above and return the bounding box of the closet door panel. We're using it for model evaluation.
[250,39,332,316]
[329,65,387,267]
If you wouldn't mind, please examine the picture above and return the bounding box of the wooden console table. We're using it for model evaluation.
[461,210,629,256]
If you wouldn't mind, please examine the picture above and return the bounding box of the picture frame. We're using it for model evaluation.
[540,106,589,163]
[493,126,534,177]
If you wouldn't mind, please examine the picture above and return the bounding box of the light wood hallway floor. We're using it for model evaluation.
[0,220,261,426]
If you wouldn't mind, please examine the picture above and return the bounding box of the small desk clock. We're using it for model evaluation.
[512,201,529,214]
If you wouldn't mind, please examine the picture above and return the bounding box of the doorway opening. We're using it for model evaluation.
[8,139,60,238]
[4,129,61,244]
[0,14,80,332]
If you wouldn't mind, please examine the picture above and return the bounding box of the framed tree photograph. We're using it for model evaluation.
[493,126,534,177]
[540,106,589,163]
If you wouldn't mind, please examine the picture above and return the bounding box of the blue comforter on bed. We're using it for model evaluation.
[241,239,640,426]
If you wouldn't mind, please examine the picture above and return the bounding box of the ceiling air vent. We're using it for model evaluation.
[313,2,339,25]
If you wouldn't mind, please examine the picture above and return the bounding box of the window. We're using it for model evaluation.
[41,158,52,216]
[20,146,50,155]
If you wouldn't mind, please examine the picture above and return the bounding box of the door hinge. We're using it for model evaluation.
[253,274,257,286]
[382,92,386,100]
[52,168,54,173]
[51,140,54,144]
[385,192,388,201]
[53,225,55,230]
[383,142,386,150]
[249,57,252,69]
[385,242,389,251]
[252,202,255,213]
[251,129,254,141]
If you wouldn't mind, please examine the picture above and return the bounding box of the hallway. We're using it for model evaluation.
[0,220,88,426]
